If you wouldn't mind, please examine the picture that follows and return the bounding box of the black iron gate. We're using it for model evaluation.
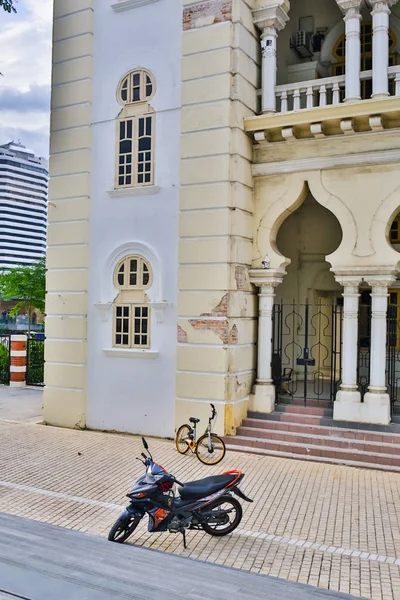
[386,303,400,414]
[272,300,343,405]
[26,337,45,386]
[0,334,10,385]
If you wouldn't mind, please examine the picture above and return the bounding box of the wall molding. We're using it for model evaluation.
[252,149,400,177]
[107,186,160,198]
[103,348,159,359]
[111,0,160,11]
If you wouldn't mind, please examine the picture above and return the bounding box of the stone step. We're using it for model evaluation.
[224,436,400,469]
[279,397,332,408]
[235,425,400,455]
[275,405,333,418]
[224,443,400,473]
[242,417,400,443]
[247,411,400,433]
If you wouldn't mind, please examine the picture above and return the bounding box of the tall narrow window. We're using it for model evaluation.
[118,119,133,187]
[137,115,153,185]
[114,305,131,347]
[133,306,150,348]
[113,255,153,350]
[116,69,156,189]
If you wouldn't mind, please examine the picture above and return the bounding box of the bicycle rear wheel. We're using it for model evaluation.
[175,424,192,454]
[196,433,226,465]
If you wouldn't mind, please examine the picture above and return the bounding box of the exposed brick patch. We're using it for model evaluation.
[188,318,239,345]
[235,266,249,291]
[229,324,238,344]
[201,293,229,317]
[189,318,229,344]
[183,0,232,31]
[177,325,188,344]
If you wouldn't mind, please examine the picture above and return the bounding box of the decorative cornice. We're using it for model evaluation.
[249,268,286,288]
[111,0,160,12]
[334,266,399,281]
[107,186,160,198]
[252,148,400,177]
[252,3,290,32]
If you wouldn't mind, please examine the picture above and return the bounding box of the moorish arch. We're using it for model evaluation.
[254,171,357,273]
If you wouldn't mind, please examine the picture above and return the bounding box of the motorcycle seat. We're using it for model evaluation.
[178,474,237,501]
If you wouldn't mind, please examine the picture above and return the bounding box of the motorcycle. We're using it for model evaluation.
[108,437,253,548]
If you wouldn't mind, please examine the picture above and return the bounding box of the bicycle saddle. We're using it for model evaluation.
[189,417,200,424]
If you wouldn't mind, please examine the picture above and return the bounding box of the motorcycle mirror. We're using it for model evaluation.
[142,437,149,450]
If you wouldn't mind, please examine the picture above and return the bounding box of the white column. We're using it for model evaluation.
[346,10,361,101]
[256,285,275,384]
[334,279,361,421]
[336,0,363,102]
[370,0,395,99]
[261,28,278,113]
[249,269,284,414]
[363,276,396,424]
[253,4,290,115]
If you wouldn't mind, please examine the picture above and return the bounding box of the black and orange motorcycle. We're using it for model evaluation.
[108,437,252,548]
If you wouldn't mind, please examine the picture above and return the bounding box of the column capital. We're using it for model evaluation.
[249,268,285,290]
[336,0,363,15]
[365,274,397,288]
[334,276,361,289]
[369,0,398,14]
[252,1,290,33]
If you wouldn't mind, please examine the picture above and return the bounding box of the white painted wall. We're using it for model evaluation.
[86,0,181,438]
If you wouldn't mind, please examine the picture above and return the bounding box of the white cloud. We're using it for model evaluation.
[0,0,53,157]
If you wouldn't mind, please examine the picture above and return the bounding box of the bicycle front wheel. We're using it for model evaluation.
[175,424,192,454]
[196,433,226,465]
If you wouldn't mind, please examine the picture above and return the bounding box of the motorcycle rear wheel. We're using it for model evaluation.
[201,495,242,536]
[108,514,141,543]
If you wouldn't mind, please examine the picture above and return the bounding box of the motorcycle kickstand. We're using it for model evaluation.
[180,528,187,549]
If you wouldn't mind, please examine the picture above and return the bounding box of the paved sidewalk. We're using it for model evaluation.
[0,386,42,423]
[0,421,399,600]
[0,513,363,600]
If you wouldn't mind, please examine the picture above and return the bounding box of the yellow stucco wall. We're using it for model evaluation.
[176,0,259,436]
[43,0,94,429]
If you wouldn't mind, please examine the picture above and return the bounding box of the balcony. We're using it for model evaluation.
[274,67,400,113]
[246,66,400,143]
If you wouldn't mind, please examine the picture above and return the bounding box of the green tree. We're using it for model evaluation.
[0,0,16,13]
[0,258,46,336]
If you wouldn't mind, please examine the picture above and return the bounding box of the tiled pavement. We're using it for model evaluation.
[0,421,399,600]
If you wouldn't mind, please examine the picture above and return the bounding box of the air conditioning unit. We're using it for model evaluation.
[291,30,314,60]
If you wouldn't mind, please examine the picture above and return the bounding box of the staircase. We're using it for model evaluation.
[224,400,400,472]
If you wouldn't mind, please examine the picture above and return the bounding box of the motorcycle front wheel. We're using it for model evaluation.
[201,495,242,536]
[108,513,142,543]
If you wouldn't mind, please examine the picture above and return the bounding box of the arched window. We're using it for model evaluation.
[114,255,152,290]
[116,69,155,189]
[333,23,397,98]
[117,69,155,105]
[113,255,152,348]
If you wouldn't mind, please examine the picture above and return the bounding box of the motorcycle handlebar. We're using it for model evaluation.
[174,477,184,487]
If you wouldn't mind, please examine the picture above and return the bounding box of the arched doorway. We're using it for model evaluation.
[332,22,397,98]
[272,193,343,404]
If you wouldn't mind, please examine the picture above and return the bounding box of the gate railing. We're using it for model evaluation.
[272,300,343,405]
[0,334,10,385]
[26,337,45,387]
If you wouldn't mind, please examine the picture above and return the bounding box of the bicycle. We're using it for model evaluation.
[175,404,226,465]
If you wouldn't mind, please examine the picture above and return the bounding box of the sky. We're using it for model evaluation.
[0,0,53,158]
